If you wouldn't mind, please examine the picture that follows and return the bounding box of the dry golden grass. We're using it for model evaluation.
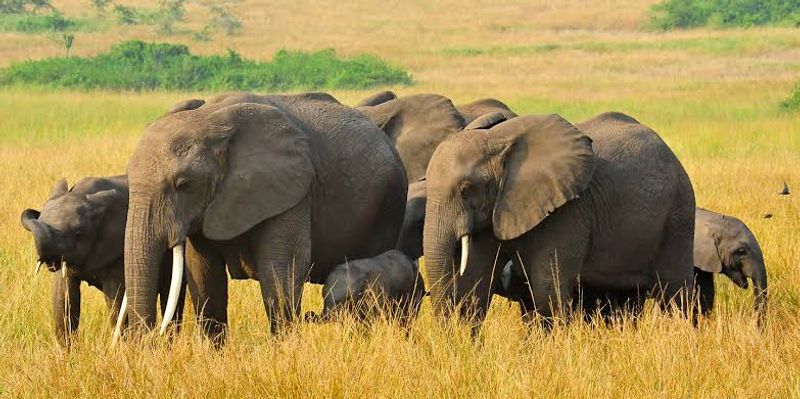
[1,0,799,397]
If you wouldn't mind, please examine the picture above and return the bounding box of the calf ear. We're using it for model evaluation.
[86,189,120,212]
[694,222,723,273]
[49,178,68,200]
[464,112,508,130]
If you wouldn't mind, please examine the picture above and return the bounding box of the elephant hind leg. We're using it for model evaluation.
[652,208,695,319]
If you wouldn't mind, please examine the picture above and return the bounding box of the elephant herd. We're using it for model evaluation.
[20,91,768,347]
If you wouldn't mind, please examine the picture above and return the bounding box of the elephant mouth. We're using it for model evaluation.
[36,255,67,274]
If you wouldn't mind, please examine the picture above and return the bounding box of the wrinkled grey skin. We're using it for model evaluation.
[309,249,426,326]
[423,112,696,331]
[355,90,397,107]
[694,208,767,326]
[123,92,407,343]
[455,98,517,125]
[20,176,184,347]
[359,94,518,183]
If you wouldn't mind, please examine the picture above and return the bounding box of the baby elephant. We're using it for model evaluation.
[694,208,767,325]
[308,249,427,326]
[20,176,185,346]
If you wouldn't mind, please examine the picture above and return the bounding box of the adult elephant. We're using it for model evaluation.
[694,208,767,325]
[358,94,518,182]
[423,112,696,329]
[120,92,407,341]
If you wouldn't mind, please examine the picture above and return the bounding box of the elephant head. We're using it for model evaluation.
[21,177,127,276]
[422,114,595,315]
[123,96,314,333]
[694,207,767,323]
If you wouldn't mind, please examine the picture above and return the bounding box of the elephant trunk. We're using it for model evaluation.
[748,257,768,328]
[423,202,459,316]
[123,202,165,334]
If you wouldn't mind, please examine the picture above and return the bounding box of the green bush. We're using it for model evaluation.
[0,11,88,32]
[0,40,413,91]
[650,0,800,30]
[781,82,800,112]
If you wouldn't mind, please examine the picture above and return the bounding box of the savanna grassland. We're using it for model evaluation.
[1,0,800,397]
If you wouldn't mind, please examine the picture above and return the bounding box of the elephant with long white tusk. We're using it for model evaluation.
[20,175,186,347]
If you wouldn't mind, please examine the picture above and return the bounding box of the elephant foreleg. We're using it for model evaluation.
[252,197,312,336]
[694,268,715,317]
[51,273,81,347]
[100,262,126,328]
[185,237,228,347]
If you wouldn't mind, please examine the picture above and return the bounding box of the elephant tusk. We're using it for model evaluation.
[159,243,185,336]
[112,291,128,346]
[34,261,43,275]
[459,235,470,276]
[61,259,67,278]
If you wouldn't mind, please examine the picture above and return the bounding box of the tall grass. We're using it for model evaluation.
[0,0,799,397]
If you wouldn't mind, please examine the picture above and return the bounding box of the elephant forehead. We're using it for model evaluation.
[39,196,87,229]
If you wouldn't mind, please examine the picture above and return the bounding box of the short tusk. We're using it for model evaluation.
[61,260,67,278]
[459,235,470,276]
[112,291,128,346]
[159,243,185,335]
[34,261,43,275]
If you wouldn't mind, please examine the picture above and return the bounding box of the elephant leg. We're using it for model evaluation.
[51,274,81,347]
[185,237,228,346]
[516,240,584,332]
[694,269,715,317]
[653,211,695,319]
[251,197,312,336]
[158,252,187,339]
[100,262,126,328]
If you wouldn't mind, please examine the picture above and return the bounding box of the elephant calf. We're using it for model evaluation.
[694,208,767,325]
[309,249,427,326]
[20,176,185,346]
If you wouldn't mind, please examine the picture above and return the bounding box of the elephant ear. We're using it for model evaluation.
[20,209,41,231]
[464,112,508,130]
[694,221,723,273]
[168,99,205,114]
[490,114,596,240]
[203,103,314,241]
[49,178,68,200]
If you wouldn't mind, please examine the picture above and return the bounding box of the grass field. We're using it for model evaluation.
[1,0,800,397]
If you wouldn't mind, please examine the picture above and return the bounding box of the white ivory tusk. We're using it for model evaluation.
[459,235,470,276]
[61,260,67,278]
[112,291,128,346]
[159,243,185,335]
[35,261,43,275]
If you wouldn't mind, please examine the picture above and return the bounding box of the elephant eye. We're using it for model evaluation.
[734,248,747,257]
[458,181,474,198]
[174,177,191,191]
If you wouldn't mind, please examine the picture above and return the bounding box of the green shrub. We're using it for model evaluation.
[781,82,800,112]
[0,40,413,91]
[649,0,800,30]
[0,11,84,32]
[0,0,52,14]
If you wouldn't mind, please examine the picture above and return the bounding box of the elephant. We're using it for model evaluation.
[358,94,518,182]
[20,176,184,347]
[119,92,408,342]
[422,111,696,330]
[694,208,767,325]
[306,249,426,326]
[355,90,397,107]
[455,98,518,125]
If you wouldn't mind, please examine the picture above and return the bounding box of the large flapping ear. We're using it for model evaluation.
[168,99,205,114]
[694,221,723,273]
[49,178,68,200]
[490,115,596,240]
[203,103,314,241]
